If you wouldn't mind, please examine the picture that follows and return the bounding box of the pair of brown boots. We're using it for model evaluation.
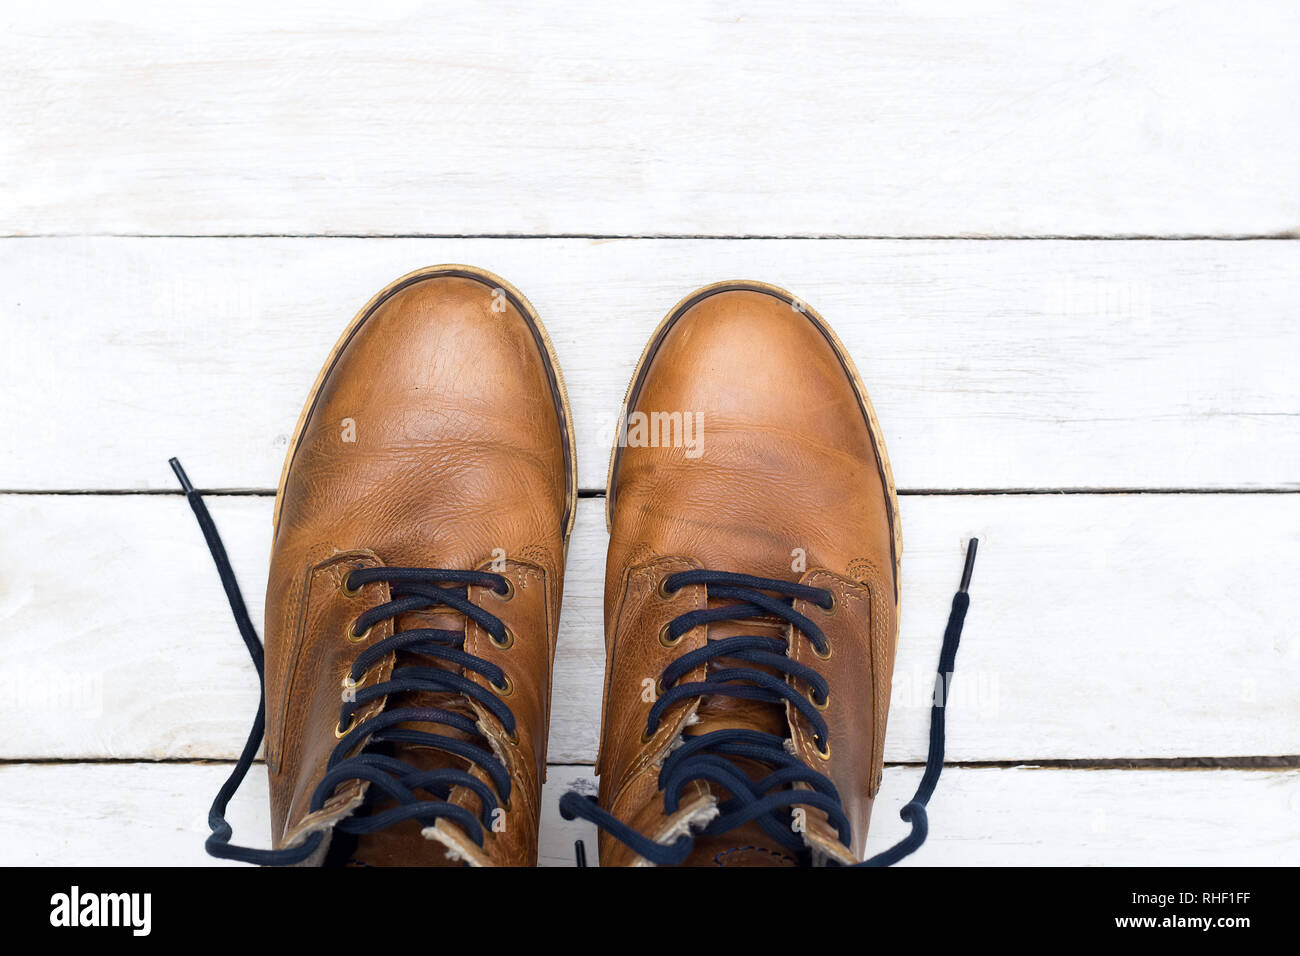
[175,265,976,867]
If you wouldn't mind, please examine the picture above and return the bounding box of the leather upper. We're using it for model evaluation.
[263,268,573,866]
[598,284,900,865]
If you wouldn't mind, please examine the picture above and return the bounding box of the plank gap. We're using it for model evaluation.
[4,233,1299,241]
[6,757,1295,770]
[5,487,1300,497]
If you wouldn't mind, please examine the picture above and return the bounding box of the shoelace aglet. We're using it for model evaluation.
[959,537,979,593]
[168,457,196,495]
[574,839,588,868]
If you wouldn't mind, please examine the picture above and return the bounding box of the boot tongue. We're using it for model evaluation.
[689,618,791,737]
[343,606,488,867]
[339,747,474,867]
[682,823,801,867]
[672,615,801,865]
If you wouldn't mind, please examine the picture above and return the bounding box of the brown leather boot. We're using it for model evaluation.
[176,265,576,866]
[561,280,975,867]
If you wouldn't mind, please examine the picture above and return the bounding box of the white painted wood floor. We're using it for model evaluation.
[1,1,1296,866]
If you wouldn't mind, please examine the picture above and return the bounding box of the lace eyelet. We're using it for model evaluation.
[335,715,357,739]
[815,738,831,760]
[640,726,656,745]
[808,688,830,711]
[656,576,678,599]
[812,641,832,661]
[347,622,372,643]
[490,625,515,650]
[658,622,682,648]
[507,729,520,745]
[490,577,515,602]
[340,572,363,598]
[493,674,514,697]
[818,591,837,615]
[341,672,365,693]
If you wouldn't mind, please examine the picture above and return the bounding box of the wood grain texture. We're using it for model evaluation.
[3,493,1296,763]
[4,1,1296,868]
[1,762,1293,866]
[3,2,1298,237]
[5,237,1299,492]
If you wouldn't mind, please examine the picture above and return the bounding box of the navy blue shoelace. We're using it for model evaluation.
[560,540,977,866]
[170,458,516,865]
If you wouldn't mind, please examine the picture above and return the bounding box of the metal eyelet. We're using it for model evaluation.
[812,641,832,661]
[815,738,831,760]
[808,687,830,711]
[658,623,682,648]
[507,729,520,745]
[490,625,515,650]
[334,715,357,739]
[656,576,677,599]
[490,577,515,602]
[818,591,837,615]
[640,727,656,745]
[341,672,365,694]
[347,622,372,643]
[340,573,363,598]
[493,674,514,697]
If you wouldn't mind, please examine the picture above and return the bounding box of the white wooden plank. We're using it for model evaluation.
[3,2,1298,237]
[5,237,1298,492]
[903,766,1300,867]
[0,761,590,867]
[0,762,1293,865]
[3,493,1296,762]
